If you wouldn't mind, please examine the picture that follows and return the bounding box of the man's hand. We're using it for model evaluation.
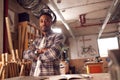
[37,48,48,54]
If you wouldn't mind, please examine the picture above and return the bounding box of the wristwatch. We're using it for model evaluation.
[34,50,39,56]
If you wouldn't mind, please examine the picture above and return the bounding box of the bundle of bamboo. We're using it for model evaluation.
[0,17,39,79]
[0,53,20,79]
[0,17,33,79]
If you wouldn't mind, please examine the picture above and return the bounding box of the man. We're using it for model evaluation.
[23,12,65,76]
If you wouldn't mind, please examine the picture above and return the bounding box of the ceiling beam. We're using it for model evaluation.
[48,0,76,39]
[98,0,120,38]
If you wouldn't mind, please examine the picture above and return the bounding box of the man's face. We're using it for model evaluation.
[39,15,52,33]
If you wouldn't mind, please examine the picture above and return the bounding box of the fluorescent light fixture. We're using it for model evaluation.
[52,28,62,33]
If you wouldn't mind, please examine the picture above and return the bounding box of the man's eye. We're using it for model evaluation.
[41,20,49,23]
[40,21,43,23]
[45,19,49,22]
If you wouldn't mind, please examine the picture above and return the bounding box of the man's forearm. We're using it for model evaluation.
[37,48,48,54]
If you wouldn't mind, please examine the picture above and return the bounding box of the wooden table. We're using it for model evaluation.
[5,73,111,80]
[89,73,110,80]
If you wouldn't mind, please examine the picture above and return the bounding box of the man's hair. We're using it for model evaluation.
[39,12,52,19]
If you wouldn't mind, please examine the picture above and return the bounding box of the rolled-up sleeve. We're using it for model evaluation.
[40,34,65,61]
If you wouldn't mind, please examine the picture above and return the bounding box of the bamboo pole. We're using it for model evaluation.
[1,54,5,65]
[18,25,22,60]
[0,54,7,79]
[5,53,8,64]
[0,54,5,78]
[23,26,28,50]
[19,59,25,76]
[15,49,20,61]
[20,25,24,59]
[4,53,8,78]
[23,24,28,50]
[18,22,27,59]
[19,64,25,76]
[0,65,5,79]
[5,17,16,61]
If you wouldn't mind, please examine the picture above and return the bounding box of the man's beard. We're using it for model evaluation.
[42,26,51,33]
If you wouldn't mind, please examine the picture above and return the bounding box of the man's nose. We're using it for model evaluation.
[43,21,47,25]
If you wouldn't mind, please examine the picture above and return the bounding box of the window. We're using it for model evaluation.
[98,37,119,57]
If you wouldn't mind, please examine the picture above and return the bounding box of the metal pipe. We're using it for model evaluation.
[74,20,120,28]
[98,0,120,38]
[98,12,111,38]
[48,0,76,39]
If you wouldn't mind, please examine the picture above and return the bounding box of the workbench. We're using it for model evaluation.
[5,73,111,80]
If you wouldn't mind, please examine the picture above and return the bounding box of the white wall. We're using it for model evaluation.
[0,0,3,52]
[69,35,99,59]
